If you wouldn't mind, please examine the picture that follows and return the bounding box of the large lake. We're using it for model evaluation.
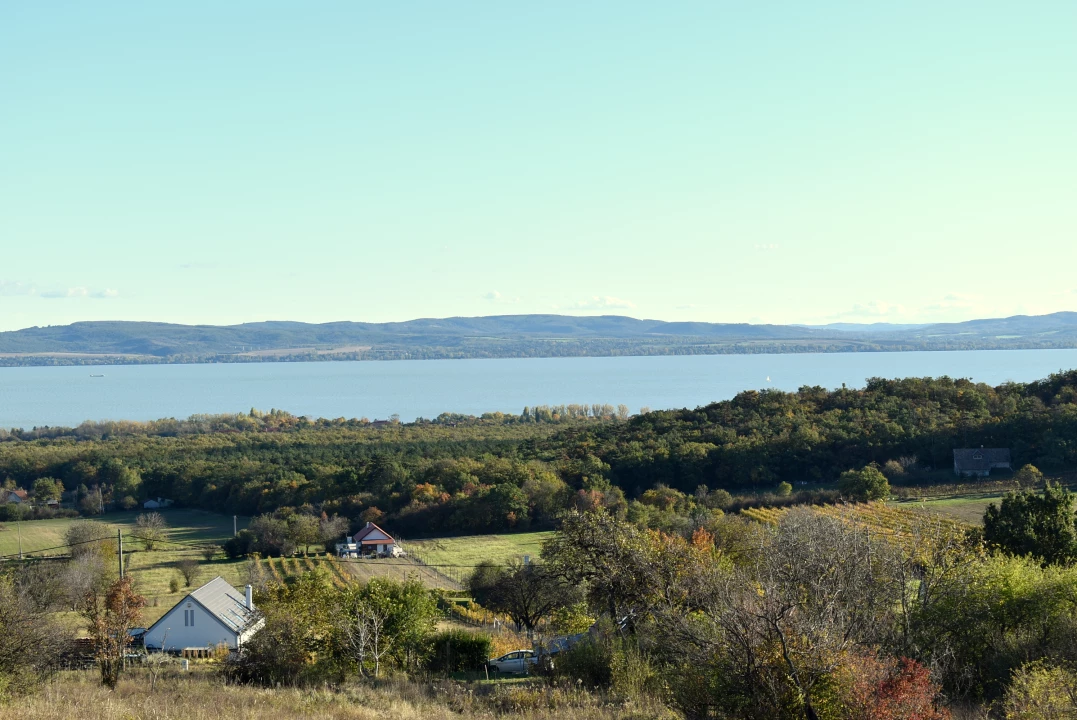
[2,349,1077,430]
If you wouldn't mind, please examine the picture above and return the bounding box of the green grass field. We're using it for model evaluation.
[403,531,554,568]
[0,508,247,557]
[892,493,1004,525]
[0,509,469,630]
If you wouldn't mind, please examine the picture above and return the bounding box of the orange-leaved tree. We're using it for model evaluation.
[83,576,146,689]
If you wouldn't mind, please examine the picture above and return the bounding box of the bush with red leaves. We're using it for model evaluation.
[843,651,950,720]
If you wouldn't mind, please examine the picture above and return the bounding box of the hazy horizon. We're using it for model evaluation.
[2,308,1074,335]
[3,3,1075,332]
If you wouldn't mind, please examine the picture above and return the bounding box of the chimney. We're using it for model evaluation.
[245,584,253,611]
[365,522,372,529]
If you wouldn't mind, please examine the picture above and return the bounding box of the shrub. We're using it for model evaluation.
[838,651,950,720]
[425,630,492,673]
[224,613,333,686]
[64,521,116,562]
[554,637,612,688]
[775,482,793,497]
[706,488,734,510]
[223,530,256,559]
[983,482,1077,566]
[839,465,890,502]
[1003,661,1077,719]
[0,575,66,699]
[1013,464,1045,489]
[882,459,905,478]
[610,642,662,703]
[176,558,199,587]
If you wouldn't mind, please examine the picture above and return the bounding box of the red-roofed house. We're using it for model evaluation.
[3,489,28,504]
[336,522,401,558]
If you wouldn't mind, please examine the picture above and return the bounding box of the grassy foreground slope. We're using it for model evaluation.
[0,671,647,720]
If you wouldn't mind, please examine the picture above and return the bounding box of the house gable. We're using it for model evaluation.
[144,594,239,650]
[354,522,395,544]
[953,448,1012,475]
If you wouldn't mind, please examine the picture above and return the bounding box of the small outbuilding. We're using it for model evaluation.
[953,448,1012,477]
[143,576,264,652]
[143,497,174,509]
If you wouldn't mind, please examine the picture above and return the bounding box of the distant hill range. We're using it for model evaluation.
[1,312,1076,366]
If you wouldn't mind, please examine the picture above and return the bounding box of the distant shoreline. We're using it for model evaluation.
[2,312,1075,366]
[4,339,1077,368]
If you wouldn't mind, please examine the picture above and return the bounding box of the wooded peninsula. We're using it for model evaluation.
[3,371,1075,537]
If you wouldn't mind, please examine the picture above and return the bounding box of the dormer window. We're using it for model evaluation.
[973,451,983,460]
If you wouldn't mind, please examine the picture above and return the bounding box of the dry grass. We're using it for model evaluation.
[405,532,554,568]
[338,557,460,591]
[0,671,674,720]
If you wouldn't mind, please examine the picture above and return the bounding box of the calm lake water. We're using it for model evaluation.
[2,349,1077,430]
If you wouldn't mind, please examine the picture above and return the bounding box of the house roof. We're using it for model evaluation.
[191,577,260,633]
[9,489,28,500]
[354,522,394,543]
[147,577,259,637]
[953,448,1011,472]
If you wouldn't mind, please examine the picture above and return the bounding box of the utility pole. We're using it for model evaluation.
[233,515,238,537]
[118,529,124,579]
[17,507,23,560]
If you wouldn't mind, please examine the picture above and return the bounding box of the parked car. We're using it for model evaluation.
[487,649,537,674]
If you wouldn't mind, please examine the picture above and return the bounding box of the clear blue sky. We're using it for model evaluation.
[2,2,1075,332]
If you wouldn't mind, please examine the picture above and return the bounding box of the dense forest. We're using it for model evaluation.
[2,371,1076,536]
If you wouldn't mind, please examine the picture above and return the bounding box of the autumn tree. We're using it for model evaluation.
[82,576,146,689]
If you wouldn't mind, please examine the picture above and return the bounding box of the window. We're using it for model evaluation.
[184,608,195,627]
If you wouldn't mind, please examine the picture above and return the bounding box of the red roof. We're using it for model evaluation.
[10,489,28,500]
[353,522,394,543]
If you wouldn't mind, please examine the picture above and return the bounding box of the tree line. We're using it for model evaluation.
[1,372,1076,536]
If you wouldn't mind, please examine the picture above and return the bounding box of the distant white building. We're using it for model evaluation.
[143,577,264,652]
[336,522,401,558]
[143,498,174,509]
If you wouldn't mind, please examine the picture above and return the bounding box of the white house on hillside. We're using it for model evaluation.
[143,576,264,652]
[336,522,401,558]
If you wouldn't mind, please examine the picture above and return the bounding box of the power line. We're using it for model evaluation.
[0,535,118,561]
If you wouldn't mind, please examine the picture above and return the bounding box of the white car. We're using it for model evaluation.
[487,649,537,674]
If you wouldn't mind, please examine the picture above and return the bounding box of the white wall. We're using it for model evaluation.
[143,598,238,651]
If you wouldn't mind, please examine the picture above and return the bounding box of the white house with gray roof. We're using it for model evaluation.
[143,576,264,652]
